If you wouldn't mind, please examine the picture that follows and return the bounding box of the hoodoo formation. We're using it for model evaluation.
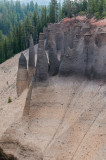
[28,35,35,84]
[1,17,106,160]
[48,28,59,76]
[16,53,28,97]
[16,17,106,121]
[55,23,64,60]
[34,33,48,82]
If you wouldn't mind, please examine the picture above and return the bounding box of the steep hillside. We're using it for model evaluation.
[0,71,106,160]
[0,52,27,139]
[0,17,106,160]
[0,45,38,139]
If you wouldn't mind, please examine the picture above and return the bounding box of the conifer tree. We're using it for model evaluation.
[49,0,58,23]
[62,0,72,18]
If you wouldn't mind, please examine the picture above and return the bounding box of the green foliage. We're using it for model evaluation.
[49,0,58,23]
[87,0,106,18]
[95,12,100,19]
[62,0,72,18]
[0,1,48,64]
[79,11,87,16]
[8,97,12,103]
[102,11,106,18]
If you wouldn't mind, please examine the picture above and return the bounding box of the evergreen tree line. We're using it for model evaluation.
[48,0,106,23]
[0,0,40,35]
[0,0,106,63]
[0,0,48,63]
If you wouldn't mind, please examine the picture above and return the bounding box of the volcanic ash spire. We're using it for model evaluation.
[16,53,28,96]
[34,33,48,82]
[28,35,35,84]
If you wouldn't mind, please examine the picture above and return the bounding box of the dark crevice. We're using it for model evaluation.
[0,148,17,160]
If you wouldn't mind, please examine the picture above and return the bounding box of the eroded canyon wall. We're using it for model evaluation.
[44,18,106,79]
[17,17,106,98]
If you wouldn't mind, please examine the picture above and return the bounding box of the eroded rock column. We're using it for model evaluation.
[28,35,35,84]
[16,53,28,97]
[84,33,94,79]
[23,33,49,116]
[45,23,55,51]
[34,33,48,82]
[55,23,64,60]
[48,29,60,76]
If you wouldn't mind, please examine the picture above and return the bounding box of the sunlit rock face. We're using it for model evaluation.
[16,53,28,96]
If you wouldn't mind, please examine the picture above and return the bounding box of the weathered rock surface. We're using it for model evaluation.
[34,33,48,82]
[0,143,18,160]
[16,53,28,97]
[59,37,86,76]
[45,23,55,51]
[55,23,64,59]
[84,31,106,79]
[48,30,60,76]
[28,35,35,84]
[0,128,43,160]
[1,16,106,160]
[0,147,17,160]
[1,76,106,160]
[57,19,106,79]
[23,80,33,116]
[43,26,48,39]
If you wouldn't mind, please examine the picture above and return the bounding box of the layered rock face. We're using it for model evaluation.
[28,35,35,84]
[16,53,28,97]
